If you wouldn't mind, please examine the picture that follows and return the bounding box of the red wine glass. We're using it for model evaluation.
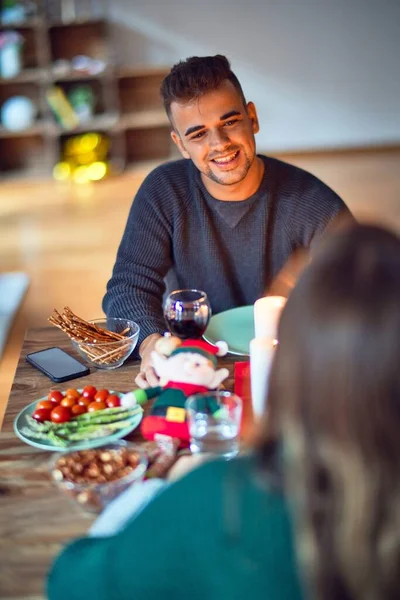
[163,289,211,339]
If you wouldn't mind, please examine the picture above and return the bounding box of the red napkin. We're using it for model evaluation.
[234,361,253,437]
[234,361,250,400]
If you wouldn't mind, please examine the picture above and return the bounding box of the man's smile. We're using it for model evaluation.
[211,150,240,167]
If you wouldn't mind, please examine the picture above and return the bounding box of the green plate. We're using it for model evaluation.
[13,390,143,452]
[204,305,254,356]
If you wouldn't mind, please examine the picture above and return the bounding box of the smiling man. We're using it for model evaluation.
[169,78,262,198]
[103,55,354,387]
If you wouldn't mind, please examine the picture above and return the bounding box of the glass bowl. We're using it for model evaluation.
[71,317,140,369]
[49,441,148,514]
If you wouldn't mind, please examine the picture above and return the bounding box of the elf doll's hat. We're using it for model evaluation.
[170,338,228,365]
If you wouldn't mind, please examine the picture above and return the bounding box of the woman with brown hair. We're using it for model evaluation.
[265,223,400,600]
[48,224,400,600]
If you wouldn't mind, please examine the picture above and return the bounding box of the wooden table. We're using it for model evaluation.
[0,327,249,600]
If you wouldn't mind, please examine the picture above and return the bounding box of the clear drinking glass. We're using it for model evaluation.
[185,391,243,459]
[163,289,211,339]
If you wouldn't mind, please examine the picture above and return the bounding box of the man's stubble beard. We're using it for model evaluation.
[202,151,254,186]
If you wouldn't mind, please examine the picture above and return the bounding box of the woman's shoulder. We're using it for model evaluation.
[116,453,289,548]
[174,453,254,484]
[164,453,284,508]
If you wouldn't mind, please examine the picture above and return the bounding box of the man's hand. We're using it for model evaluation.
[268,248,310,298]
[268,212,355,297]
[135,333,162,389]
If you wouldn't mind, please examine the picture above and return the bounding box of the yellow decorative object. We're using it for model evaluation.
[166,406,186,423]
[53,161,71,181]
[72,165,90,184]
[87,161,107,181]
[75,151,97,165]
[46,87,79,130]
[79,132,101,152]
[53,132,110,182]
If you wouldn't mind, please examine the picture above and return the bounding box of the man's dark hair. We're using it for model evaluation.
[160,55,247,122]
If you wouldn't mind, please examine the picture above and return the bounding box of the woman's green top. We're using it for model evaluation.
[47,456,303,600]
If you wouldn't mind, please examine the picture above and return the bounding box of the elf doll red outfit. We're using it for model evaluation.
[121,338,228,447]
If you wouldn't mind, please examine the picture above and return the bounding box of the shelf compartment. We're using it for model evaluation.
[0,81,45,122]
[48,21,108,63]
[118,109,168,130]
[118,72,167,114]
[124,126,173,164]
[0,134,50,175]
[48,78,107,120]
[0,26,42,70]
[48,112,119,135]
[56,129,114,174]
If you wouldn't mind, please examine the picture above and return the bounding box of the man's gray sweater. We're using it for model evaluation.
[103,155,352,351]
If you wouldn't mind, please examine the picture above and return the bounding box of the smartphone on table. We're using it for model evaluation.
[26,347,90,383]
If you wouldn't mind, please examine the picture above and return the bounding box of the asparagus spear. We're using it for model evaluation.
[23,406,142,445]
[63,419,139,442]
[26,406,141,433]
[69,406,142,426]
[20,427,69,447]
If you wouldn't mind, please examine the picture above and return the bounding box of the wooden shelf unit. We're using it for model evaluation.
[0,1,172,179]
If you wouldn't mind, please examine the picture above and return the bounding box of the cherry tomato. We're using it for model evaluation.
[71,404,87,416]
[66,388,81,400]
[36,400,54,411]
[50,405,71,423]
[78,396,92,407]
[88,401,106,412]
[32,408,52,422]
[94,389,109,403]
[48,390,64,405]
[106,394,121,408]
[61,396,77,408]
[82,385,97,399]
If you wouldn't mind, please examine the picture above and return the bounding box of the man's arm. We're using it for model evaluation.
[269,208,355,297]
[102,171,172,383]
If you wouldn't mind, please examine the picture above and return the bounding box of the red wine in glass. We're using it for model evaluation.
[164,289,211,339]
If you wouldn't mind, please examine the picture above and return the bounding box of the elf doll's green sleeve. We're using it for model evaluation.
[129,386,163,405]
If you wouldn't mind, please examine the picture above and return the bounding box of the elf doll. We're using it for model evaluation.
[121,336,229,448]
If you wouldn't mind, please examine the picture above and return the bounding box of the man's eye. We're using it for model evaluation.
[191,131,205,140]
[224,119,238,126]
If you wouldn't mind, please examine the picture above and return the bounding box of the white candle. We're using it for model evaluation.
[250,337,277,419]
[253,295,286,340]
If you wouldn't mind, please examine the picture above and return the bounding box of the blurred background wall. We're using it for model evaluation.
[109,0,400,152]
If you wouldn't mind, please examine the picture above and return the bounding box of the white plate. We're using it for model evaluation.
[14,390,143,452]
[204,306,254,356]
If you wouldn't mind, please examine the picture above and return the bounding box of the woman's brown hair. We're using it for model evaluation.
[264,224,400,600]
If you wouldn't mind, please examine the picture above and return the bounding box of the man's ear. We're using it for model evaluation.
[246,102,260,134]
[171,130,190,159]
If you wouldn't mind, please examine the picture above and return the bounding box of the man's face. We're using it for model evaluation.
[170,80,259,190]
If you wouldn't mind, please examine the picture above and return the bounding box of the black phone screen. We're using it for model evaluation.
[26,347,90,382]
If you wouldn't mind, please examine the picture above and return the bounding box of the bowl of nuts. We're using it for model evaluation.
[49,441,148,513]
